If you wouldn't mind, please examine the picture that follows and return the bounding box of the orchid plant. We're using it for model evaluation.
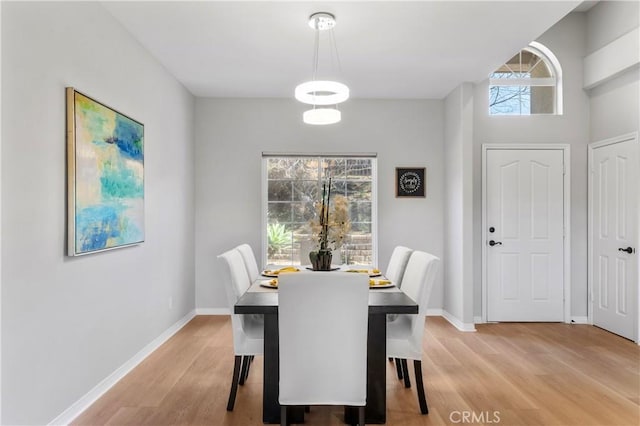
[309,178,351,253]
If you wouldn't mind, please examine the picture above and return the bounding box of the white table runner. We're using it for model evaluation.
[248,279,401,293]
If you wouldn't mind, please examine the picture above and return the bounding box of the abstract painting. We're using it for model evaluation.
[66,88,144,255]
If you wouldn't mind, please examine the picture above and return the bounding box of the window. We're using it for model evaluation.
[489,42,562,115]
[263,155,377,266]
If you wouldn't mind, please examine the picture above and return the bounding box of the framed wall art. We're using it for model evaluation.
[396,167,426,198]
[66,88,145,256]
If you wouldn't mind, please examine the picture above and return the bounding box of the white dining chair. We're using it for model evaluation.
[386,246,414,349]
[386,250,440,414]
[278,272,369,426]
[218,248,264,411]
[386,245,413,287]
[236,243,261,281]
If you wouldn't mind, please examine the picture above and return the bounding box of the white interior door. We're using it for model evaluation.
[486,149,565,322]
[590,136,638,341]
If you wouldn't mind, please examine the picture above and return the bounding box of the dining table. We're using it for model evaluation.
[234,266,419,424]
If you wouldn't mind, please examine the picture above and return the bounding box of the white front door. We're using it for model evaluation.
[486,149,565,321]
[590,135,638,341]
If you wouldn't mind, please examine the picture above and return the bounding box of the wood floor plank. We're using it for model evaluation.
[73,315,640,426]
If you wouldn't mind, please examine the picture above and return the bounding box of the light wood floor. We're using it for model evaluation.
[73,316,640,426]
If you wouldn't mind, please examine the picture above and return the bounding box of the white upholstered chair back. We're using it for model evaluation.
[236,243,261,281]
[278,272,369,407]
[386,246,413,287]
[387,250,440,360]
[217,248,263,356]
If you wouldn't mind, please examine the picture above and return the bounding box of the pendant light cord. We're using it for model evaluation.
[311,27,320,110]
[329,28,343,80]
[312,28,319,86]
[329,28,342,110]
[311,24,343,109]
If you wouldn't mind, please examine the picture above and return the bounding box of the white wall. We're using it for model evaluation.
[586,1,639,142]
[443,83,475,328]
[1,2,195,424]
[472,12,590,318]
[587,0,639,52]
[195,99,444,310]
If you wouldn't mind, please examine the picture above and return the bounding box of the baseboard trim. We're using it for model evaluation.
[195,307,230,315]
[570,316,589,324]
[474,316,483,324]
[441,310,477,332]
[48,310,197,426]
[426,308,444,316]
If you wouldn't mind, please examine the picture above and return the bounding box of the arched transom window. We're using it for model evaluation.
[489,42,562,115]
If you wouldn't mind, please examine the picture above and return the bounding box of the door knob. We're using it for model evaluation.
[618,247,634,254]
[489,240,502,247]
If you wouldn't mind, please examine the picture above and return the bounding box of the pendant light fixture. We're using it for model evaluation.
[295,12,349,125]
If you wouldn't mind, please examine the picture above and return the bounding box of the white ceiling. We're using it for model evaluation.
[102,1,585,99]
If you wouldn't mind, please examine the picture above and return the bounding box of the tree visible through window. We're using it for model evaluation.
[489,43,561,115]
[263,156,376,266]
[489,75,532,115]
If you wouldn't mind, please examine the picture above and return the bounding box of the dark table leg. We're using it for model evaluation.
[263,313,304,424]
[263,313,279,423]
[345,313,387,424]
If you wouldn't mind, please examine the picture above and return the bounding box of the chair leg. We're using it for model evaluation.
[358,405,365,426]
[401,358,411,388]
[245,355,253,378]
[413,360,429,414]
[395,358,403,380]
[227,355,242,411]
[239,356,250,385]
[280,405,287,426]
